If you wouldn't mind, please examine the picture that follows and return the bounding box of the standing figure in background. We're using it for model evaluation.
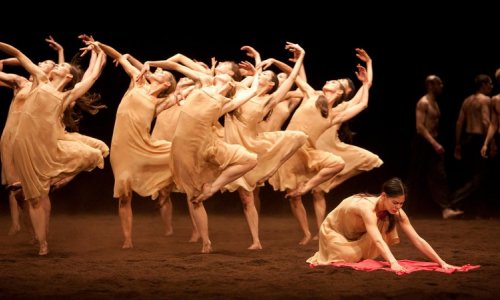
[408,75,463,219]
[453,74,493,216]
[480,68,500,215]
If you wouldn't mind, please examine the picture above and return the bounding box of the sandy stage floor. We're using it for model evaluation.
[0,203,497,299]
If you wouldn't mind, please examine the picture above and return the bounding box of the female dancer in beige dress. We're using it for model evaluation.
[307,177,459,273]
[94,41,178,249]
[223,43,308,250]
[0,40,107,255]
[151,76,200,240]
[0,37,63,236]
[139,52,261,253]
[312,49,382,236]
[269,56,371,245]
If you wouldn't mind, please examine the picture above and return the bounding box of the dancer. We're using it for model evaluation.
[0,40,107,255]
[151,75,200,241]
[93,40,178,249]
[0,37,63,235]
[312,48,382,233]
[222,44,308,249]
[139,47,263,253]
[268,51,371,245]
[307,177,460,274]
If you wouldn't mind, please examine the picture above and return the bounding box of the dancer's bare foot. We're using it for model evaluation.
[201,242,212,254]
[248,241,262,250]
[122,240,133,249]
[38,241,49,256]
[188,232,200,243]
[192,183,213,204]
[164,229,173,236]
[312,234,319,241]
[8,224,21,236]
[299,233,312,245]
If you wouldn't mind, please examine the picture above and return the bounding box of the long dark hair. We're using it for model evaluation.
[63,55,106,132]
[381,177,406,232]
[316,95,329,118]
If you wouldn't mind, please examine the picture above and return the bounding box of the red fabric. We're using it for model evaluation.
[309,259,480,276]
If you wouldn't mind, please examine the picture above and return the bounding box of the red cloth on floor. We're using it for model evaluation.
[309,259,480,275]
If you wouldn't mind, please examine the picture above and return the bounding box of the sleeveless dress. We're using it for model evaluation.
[110,85,173,199]
[11,83,105,199]
[1,82,31,185]
[307,195,399,264]
[171,87,257,200]
[257,100,292,132]
[315,123,383,192]
[223,98,307,192]
[269,97,344,191]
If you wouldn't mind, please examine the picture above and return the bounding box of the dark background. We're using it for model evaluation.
[0,8,498,216]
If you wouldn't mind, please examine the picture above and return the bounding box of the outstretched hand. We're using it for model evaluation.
[78,34,95,43]
[440,262,460,270]
[79,41,100,57]
[355,48,371,63]
[238,60,256,76]
[257,59,273,71]
[78,35,97,57]
[241,45,259,58]
[355,64,368,83]
[285,42,305,59]
[45,35,62,52]
[390,262,409,275]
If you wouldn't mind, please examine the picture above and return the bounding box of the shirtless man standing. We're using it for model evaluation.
[408,75,463,219]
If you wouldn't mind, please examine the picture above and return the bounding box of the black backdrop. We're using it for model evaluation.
[0,8,498,216]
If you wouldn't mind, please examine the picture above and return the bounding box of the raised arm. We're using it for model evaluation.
[94,41,139,79]
[220,69,260,115]
[142,54,212,86]
[165,53,211,74]
[331,65,370,125]
[241,45,261,68]
[123,53,144,70]
[263,42,305,114]
[356,48,372,86]
[0,57,22,68]
[0,71,29,90]
[0,42,47,84]
[78,35,98,81]
[238,45,262,87]
[397,209,457,269]
[262,57,315,99]
[64,47,106,109]
[45,35,65,64]
[344,49,373,107]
